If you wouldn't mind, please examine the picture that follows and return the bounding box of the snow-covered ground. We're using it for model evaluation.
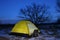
[0,34,60,40]
[0,29,60,40]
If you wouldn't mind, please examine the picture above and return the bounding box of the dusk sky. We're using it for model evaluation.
[0,0,60,22]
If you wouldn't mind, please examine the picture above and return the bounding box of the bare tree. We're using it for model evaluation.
[18,3,50,24]
[56,0,60,12]
[56,0,60,23]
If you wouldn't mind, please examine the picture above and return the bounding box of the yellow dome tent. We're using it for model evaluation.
[10,20,40,37]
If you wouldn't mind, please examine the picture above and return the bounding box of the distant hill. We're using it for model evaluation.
[0,20,20,24]
[0,19,59,24]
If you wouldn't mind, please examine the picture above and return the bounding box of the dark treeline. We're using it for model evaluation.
[0,23,60,30]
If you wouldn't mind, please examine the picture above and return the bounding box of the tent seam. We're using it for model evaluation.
[26,21,30,35]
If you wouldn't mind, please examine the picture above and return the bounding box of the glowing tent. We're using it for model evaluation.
[10,20,40,37]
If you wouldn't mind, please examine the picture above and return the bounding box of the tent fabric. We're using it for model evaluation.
[10,20,40,36]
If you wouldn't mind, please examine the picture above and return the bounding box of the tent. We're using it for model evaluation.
[10,20,40,37]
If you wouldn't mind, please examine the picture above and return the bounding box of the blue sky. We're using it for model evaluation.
[0,0,59,22]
